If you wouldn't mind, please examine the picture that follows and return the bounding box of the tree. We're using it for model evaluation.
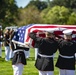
[0,0,18,28]
[67,12,76,24]
[41,6,70,24]
[16,5,43,26]
[40,7,51,23]
[50,0,76,9]
[26,0,48,11]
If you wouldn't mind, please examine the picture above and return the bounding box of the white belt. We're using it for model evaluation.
[13,50,24,53]
[38,53,53,58]
[59,54,74,59]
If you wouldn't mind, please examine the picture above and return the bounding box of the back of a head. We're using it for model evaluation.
[63,29,73,40]
[45,31,55,38]
[45,28,57,38]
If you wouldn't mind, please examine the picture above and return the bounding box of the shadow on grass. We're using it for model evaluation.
[27,57,58,61]
[0,58,5,62]
[2,50,5,52]
[26,57,35,61]
[0,57,35,62]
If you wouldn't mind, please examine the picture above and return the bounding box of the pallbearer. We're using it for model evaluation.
[11,30,28,75]
[29,28,58,75]
[56,29,76,75]
[12,42,28,75]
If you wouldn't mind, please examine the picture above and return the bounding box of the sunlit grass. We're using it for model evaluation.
[1,48,75,75]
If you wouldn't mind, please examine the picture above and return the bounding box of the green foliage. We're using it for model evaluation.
[27,0,48,11]
[40,7,51,23]
[41,6,70,24]
[17,5,43,26]
[0,0,76,28]
[0,0,18,29]
[67,12,76,24]
[50,0,76,9]
[17,0,76,25]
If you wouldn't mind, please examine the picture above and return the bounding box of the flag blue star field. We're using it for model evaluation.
[12,26,27,45]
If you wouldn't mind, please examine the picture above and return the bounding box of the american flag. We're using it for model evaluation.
[12,24,76,48]
[12,26,27,45]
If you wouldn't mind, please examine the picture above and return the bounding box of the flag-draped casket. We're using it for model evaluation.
[12,24,76,48]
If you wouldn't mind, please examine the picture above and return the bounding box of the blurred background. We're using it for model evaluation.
[0,0,76,29]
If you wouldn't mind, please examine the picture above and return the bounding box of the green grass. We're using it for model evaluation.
[0,48,60,75]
